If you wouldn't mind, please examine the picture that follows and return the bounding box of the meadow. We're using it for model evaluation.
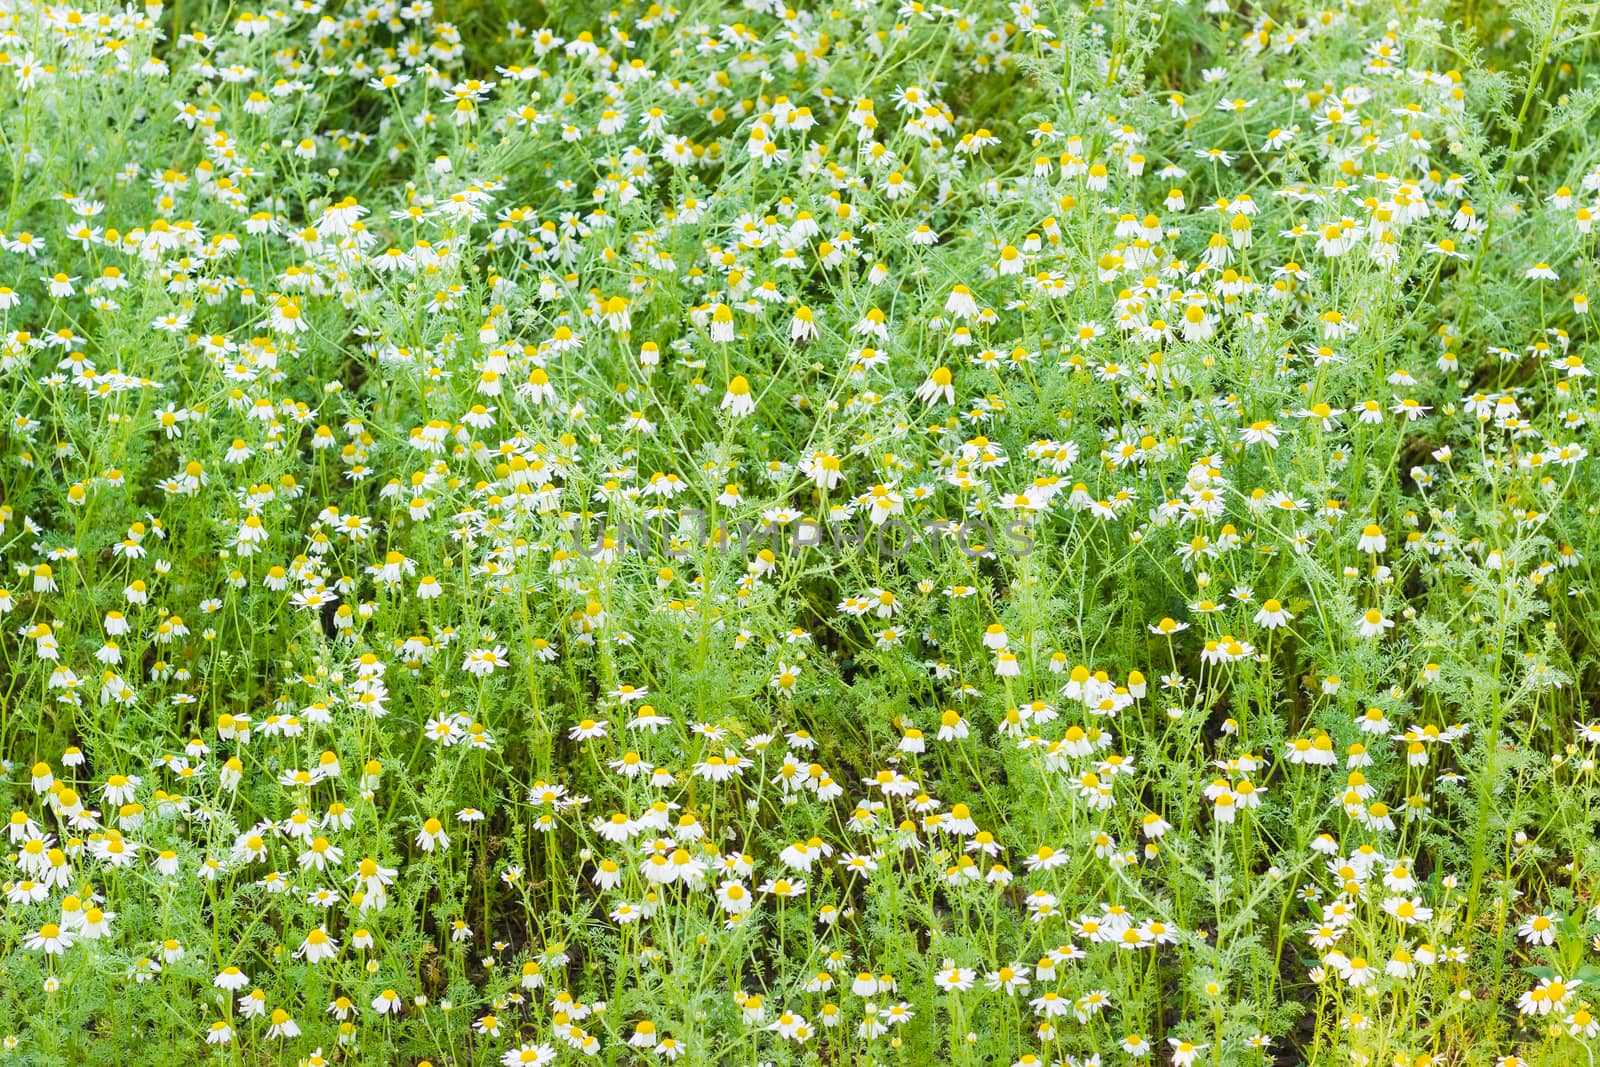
[2,0,1600,1063]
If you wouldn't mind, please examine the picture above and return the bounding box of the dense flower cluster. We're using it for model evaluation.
[1,0,1599,1063]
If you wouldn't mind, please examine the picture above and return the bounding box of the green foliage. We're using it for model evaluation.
[0,0,1599,1064]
